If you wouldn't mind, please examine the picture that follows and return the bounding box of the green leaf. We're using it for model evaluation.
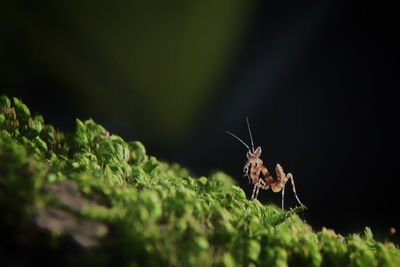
[13,97,31,123]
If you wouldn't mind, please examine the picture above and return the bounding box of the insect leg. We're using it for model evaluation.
[243,161,252,184]
[243,172,251,184]
[287,173,303,206]
[255,184,260,199]
[251,184,258,200]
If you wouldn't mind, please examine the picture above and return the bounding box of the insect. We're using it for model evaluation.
[226,117,304,210]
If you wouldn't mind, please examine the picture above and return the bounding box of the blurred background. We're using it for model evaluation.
[1,1,399,243]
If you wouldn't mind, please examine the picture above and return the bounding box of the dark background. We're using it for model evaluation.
[1,1,399,243]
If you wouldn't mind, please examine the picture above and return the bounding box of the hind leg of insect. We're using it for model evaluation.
[286,173,303,207]
[275,164,303,209]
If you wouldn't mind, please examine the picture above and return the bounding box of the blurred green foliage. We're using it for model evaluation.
[1,96,399,266]
[2,1,255,141]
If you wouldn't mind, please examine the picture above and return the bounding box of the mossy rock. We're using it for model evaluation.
[0,95,399,266]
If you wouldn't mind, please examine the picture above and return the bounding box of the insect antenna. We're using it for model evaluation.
[246,117,255,152]
[226,130,250,151]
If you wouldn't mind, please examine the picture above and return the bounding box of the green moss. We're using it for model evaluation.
[1,95,399,266]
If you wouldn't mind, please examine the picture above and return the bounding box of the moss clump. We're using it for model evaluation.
[1,95,399,266]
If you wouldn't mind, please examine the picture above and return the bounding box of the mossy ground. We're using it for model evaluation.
[0,96,399,266]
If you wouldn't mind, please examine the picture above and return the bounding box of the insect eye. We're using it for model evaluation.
[255,146,262,156]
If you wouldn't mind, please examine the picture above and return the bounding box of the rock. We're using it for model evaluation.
[36,180,109,249]
[34,206,107,249]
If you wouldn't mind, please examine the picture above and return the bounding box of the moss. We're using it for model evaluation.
[0,95,399,266]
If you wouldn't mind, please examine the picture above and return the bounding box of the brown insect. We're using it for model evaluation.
[226,117,304,210]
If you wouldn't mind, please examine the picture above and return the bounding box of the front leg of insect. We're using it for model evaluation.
[251,183,260,200]
[252,176,269,200]
[243,161,252,184]
[251,164,270,200]
[249,158,264,200]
